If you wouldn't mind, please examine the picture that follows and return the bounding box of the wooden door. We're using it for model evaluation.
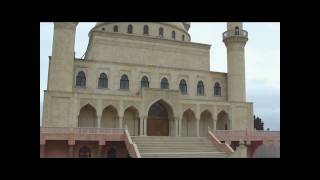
[147,117,169,136]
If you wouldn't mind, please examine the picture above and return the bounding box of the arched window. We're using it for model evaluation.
[235,26,240,35]
[113,25,118,32]
[197,81,204,96]
[159,27,164,38]
[76,71,86,87]
[179,79,187,94]
[107,147,117,158]
[182,34,185,41]
[161,77,169,89]
[79,146,91,158]
[141,76,149,88]
[128,24,133,34]
[98,73,108,89]
[120,74,129,90]
[172,31,176,39]
[214,82,221,96]
[143,25,149,35]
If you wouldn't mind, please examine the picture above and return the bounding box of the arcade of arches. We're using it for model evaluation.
[77,101,231,137]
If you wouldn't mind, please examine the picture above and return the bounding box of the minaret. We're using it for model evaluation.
[47,22,78,92]
[223,22,248,102]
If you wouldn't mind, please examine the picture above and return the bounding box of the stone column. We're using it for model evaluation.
[40,144,45,158]
[175,117,179,137]
[143,116,147,136]
[119,116,123,128]
[178,117,182,136]
[213,119,217,130]
[196,118,200,137]
[97,115,101,128]
[139,116,144,136]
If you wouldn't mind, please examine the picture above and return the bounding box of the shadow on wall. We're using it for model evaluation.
[252,142,280,158]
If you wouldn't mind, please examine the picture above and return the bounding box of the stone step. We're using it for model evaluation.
[132,136,226,158]
[139,149,218,152]
[137,144,214,147]
[133,140,212,143]
[140,152,227,158]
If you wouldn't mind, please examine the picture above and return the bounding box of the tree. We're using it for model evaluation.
[254,115,264,130]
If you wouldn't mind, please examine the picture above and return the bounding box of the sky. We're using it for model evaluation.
[40,22,280,130]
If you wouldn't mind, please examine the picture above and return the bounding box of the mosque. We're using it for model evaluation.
[40,22,280,158]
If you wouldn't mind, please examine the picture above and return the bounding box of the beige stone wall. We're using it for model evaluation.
[85,32,210,71]
[42,89,253,132]
[73,60,227,101]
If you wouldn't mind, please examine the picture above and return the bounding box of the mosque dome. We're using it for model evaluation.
[91,22,191,42]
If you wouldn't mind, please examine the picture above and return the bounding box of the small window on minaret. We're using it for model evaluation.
[128,24,133,34]
[172,31,176,40]
[143,25,149,35]
[159,27,164,38]
[113,25,118,32]
[235,27,240,36]
[182,35,185,41]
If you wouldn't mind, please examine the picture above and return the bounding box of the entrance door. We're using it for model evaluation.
[147,101,170,136]
[147,117,169,136]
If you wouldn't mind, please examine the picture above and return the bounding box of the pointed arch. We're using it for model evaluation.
[199,110,214,136]
[123,106,140,136]
[217,110,230,130]
[146,99,175,136]
[78,104,97,127]
[101,105,119,128]
[181,109,196,136]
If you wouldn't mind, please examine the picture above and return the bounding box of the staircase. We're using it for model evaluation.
[131,136,227,158]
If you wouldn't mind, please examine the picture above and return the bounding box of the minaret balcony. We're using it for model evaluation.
[223,29,248,41]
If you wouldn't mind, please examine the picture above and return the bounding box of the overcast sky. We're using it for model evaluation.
[40,22,280,130]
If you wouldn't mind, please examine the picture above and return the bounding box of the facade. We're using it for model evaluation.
[41,22,278,158]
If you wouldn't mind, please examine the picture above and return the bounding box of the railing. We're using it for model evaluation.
[207,128,234,155]
[41,127,125,134]
[223,29,248,40]
[211,129,280,141]
[123,128,141,158]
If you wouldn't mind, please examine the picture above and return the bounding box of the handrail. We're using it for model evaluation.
[210,129,280,141]
[41,127,125,134]
[123,129,141,158]
[207,127,234,155]
[223,29,248,39]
